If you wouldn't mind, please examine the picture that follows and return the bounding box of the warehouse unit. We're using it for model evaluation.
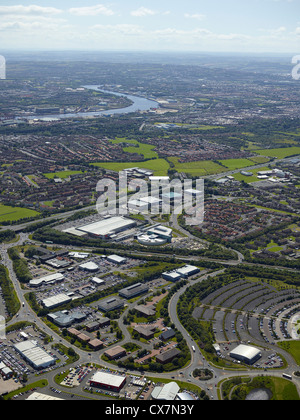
[119,282,149,299]
[230,344,262,365]
[89,371,126,392]
[107,254,127,265]
[76,216,136,239]
[162,265,200,282]
[29,273,65,288]
[42,293,72,310]
[162,271,182,282]
[176,265,200,278]
[79,262,99,272]
[98,297,124,313]
[152,382,180,400]
[14,341,56,370]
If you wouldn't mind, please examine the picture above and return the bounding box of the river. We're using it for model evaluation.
[25,85,159,121]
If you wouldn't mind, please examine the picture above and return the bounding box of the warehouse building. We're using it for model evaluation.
[107,254,127,265]
[162,265,200,282]
[89,371,126,392]
[162,271,182,282]
[152,382,180,400]
[75,216,136,240]
[98,297,124,313]
[79,261,99,272]
[14,341,56,370]
[176,265,200,278]
[26,392,64,401]
[42,293,72,310]
[29,273,65,288]
[119,282,149,299]
[230,344,262,365]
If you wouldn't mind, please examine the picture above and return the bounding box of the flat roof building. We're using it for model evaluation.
[119,282,149,299]
[29,273,65,288]
[162,271,182,282]
[26,392,64,401]
[162,265,200,282]
[76,216,136,239]
[79,262,99,272]
[176,265,200,278]
[14,341,56,370]
[48,310,86,328]
[230,344,262,365]
[98,297,124,313]
[42,293,72,310]
[107,254,127,265]
[90,371,126,392]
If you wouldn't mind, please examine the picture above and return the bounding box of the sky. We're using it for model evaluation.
[0,0,300,53]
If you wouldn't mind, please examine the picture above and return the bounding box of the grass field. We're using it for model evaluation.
[0,205,39,224]
[169,158,224,176]
[91,158,170,176]
[278,341,300,365]
[219,158,255,170]
[43,170,84,180]
[110,139,159,160]
[255,147,300,159]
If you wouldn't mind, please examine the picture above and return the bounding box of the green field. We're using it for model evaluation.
[255,147,300,159]
[169,158,224,176]
[278,341,300,365]
[110,139,159,160]
[0,205,39,224]
[43,170,84,180]
[91,159,170,176]
[219,158,255,170]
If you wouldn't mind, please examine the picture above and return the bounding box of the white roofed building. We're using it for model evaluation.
[230,344,262,365]
[14,341,56,370]
[75,216,136,239]
[152,382,180,400]
[89,371,126,392]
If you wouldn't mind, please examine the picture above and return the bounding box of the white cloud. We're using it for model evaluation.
[91,24,142,35]
[131,7,157,17]
[0,5,62,16]
[69,4,115,17]
[184,13,206,21]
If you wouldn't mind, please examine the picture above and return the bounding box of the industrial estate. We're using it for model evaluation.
[0,50,300,403]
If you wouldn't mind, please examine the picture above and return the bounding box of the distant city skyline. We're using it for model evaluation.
[0,0,299,53]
